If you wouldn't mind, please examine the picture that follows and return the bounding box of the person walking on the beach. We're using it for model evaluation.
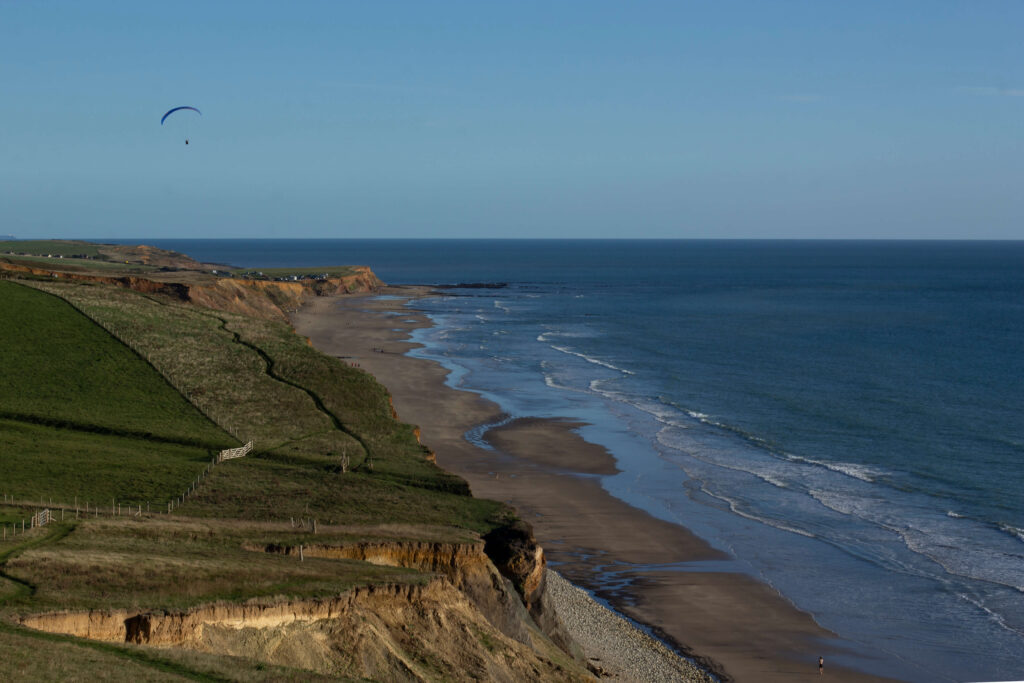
[819,656,824,675]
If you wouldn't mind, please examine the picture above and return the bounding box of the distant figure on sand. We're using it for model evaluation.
[819,656,824,675]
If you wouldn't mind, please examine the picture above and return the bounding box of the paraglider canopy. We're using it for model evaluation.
[160,106,201,125]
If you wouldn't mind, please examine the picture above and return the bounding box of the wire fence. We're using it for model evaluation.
[1,441,255,536]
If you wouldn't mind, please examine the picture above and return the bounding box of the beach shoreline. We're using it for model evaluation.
[291,288,899,682]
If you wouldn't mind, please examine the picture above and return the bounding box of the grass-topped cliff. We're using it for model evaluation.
[0,242,587,681]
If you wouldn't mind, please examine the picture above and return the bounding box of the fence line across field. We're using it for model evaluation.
[2,440,255,532]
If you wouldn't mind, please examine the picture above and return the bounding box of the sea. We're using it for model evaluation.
[110,239,1023,682]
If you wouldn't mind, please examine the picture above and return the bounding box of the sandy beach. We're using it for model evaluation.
[291,288,899,683]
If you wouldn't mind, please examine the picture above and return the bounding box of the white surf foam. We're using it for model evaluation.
[824,462,881,482]
[681,409,735,431]
[999,523,1024,544]
[549,344,635,375]
[809,489,883,520]
[956,592,1024,637]
[787,454,882,483]
[900,525,1024,594]
[699,486,815,538]
[537,329,596,342]
[544,374,572,390]
[756,472,789,489]
[582,381,695,431]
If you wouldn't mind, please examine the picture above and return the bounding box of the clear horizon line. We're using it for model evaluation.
[68,236,1024,243]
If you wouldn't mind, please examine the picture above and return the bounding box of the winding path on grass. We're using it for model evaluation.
[129,288,368,468]
[214,315,373,469]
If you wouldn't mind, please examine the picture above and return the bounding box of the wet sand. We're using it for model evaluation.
[291,288,899,683]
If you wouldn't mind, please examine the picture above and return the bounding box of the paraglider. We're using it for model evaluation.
[161,106,201,145]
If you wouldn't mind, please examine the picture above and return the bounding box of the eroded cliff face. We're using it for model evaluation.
[20,535,585,680]
[0,262,384,321]
[197,268,384,318]
[484,521,547,608]
[482,521,583,660]
[21,579,587,682]
[256,539,548,650]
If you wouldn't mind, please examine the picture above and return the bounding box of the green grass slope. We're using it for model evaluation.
[0,281,233,448]
[0,421,217,509]
[24,279,507,531]
[0,281,237,509]
[0,273,522,680]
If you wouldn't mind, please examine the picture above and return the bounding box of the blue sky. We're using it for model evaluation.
[3,1,1022,239]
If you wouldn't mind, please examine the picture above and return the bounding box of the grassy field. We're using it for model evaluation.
[0,517,428,681]
[0,626,347,683]
[26,280,494,513]
[1,254,163,273]
[0,281,234,449]
[3,517,427,615]
[183,457,505,532]
[0,265,523,679]
[8,275,511,530]
[223,313,469,492]
[25,281,342,449]
[0,240,105,258]
[0,420,215,510]
[0,281,236,511]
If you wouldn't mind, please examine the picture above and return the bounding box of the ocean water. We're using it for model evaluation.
[116,239,1023,681]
